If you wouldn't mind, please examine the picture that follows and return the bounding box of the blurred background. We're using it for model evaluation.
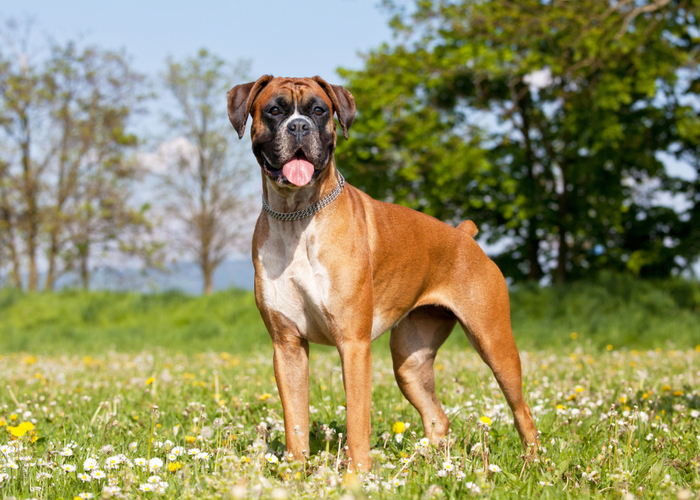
[1,0,698,354]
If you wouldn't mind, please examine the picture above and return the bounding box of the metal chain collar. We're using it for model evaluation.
[262,173,345,222]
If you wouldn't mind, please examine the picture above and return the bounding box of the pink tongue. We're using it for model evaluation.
[282,158,315,186]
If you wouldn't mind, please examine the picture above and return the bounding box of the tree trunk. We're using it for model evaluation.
[527,225,543,281]
[80,244,90,291]
[45,233,59,290]
[556,165,568,284]
[203,265,213,295]
[20,112,39,291]
[518,89,544,281]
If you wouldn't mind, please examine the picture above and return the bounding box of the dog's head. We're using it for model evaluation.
[228,76,355,188]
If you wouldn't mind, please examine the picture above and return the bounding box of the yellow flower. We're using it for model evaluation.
[673,390,683,396]
[570,332,578,340]
[556,404,565,410]
[661,385,671,392]
[695,345,700,351]
[392,422,406,434]
[575,386,584,393]
[566,394,577,401]
[168,461,182,472]
[185,435,196,444]
[257,393,272,401]
[0,418,6,427]
[479,416,492,426]
[619,396,627,404]
[145,377,155,386]
[606,345,613,351]
[7,421,34,437]
[9,414,17,421]
[642,393,649,399]
[24,356,36,365]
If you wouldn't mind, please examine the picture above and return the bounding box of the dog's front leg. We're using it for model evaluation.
[338,338,372,472]
[272,333,310,461]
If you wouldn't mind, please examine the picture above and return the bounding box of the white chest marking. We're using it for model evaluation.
[259,218,332,343]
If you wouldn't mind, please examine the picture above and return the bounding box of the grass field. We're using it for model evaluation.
[0,275,699,498]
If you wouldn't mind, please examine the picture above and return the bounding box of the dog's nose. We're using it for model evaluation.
[287,118,310,141]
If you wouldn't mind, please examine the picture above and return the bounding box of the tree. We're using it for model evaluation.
[337,0,700,283]
[0,21,156,290]
[160,49,254,295]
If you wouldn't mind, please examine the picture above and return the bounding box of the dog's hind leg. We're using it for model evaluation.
[390,306,457,443]
[454,270,538,448]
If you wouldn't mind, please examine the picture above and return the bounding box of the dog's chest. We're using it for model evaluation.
[258,220,333,343]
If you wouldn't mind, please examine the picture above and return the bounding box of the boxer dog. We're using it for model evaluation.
[227,75,537,472]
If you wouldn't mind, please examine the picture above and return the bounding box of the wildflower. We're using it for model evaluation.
[257,393,272,401]
[146,377,155,385]
[390,477,405,488]
[392,421,406,434]
[443,462,454,472]
[488,464,502,473]
[6,461,18,469]
[420,437,430,447]
[265,453,279,464]
[673,390,684,396]
[479,416,492,426]
[171,446,185,456]
[148,457,163,471]
[168,461,182,472]
[661,385,671,392]
[465,482,481,493]
[129,442,138,451]
[147,475,162,484]
[436,469,447,477]
[134,457,147,467]
[59,447,74,457]
[139,483,155,492]
[77,493,94,499]
[395,433,403,443]
[91,470,106,479]
[105,455,123,469]
[83,457,98,471]
[7,421,34,437]
[646,433,654,441]
[185,435,196,444]
[194,452,210,460]
[691,410,699,419]
[102,486,121,495]
[62,464,77,472]
[539,480,553,486]
[77,473,92,482]
[400,457,412,464]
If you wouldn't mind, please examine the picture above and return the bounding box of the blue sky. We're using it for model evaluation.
[3,0,394,84]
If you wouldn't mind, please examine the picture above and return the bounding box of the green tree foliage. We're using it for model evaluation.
[337,0,700,283]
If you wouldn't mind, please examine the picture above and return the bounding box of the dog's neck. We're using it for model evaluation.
[262,159,340,215]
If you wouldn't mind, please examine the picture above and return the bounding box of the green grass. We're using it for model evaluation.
[0,345,698,498]
[0,274,697,355]
[0,275,698,498]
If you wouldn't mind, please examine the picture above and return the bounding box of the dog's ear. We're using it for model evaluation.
[312,76,356,140]
[227,75,274,139]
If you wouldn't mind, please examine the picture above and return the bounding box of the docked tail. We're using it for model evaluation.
[457,220,479,238]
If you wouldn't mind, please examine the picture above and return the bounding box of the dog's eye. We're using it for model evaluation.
[269,107,281,116]
[314,107,325,116]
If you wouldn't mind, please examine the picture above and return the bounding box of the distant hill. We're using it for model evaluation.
[52,258,255,293]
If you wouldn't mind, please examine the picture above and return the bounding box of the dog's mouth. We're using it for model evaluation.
[262,150,318,187]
